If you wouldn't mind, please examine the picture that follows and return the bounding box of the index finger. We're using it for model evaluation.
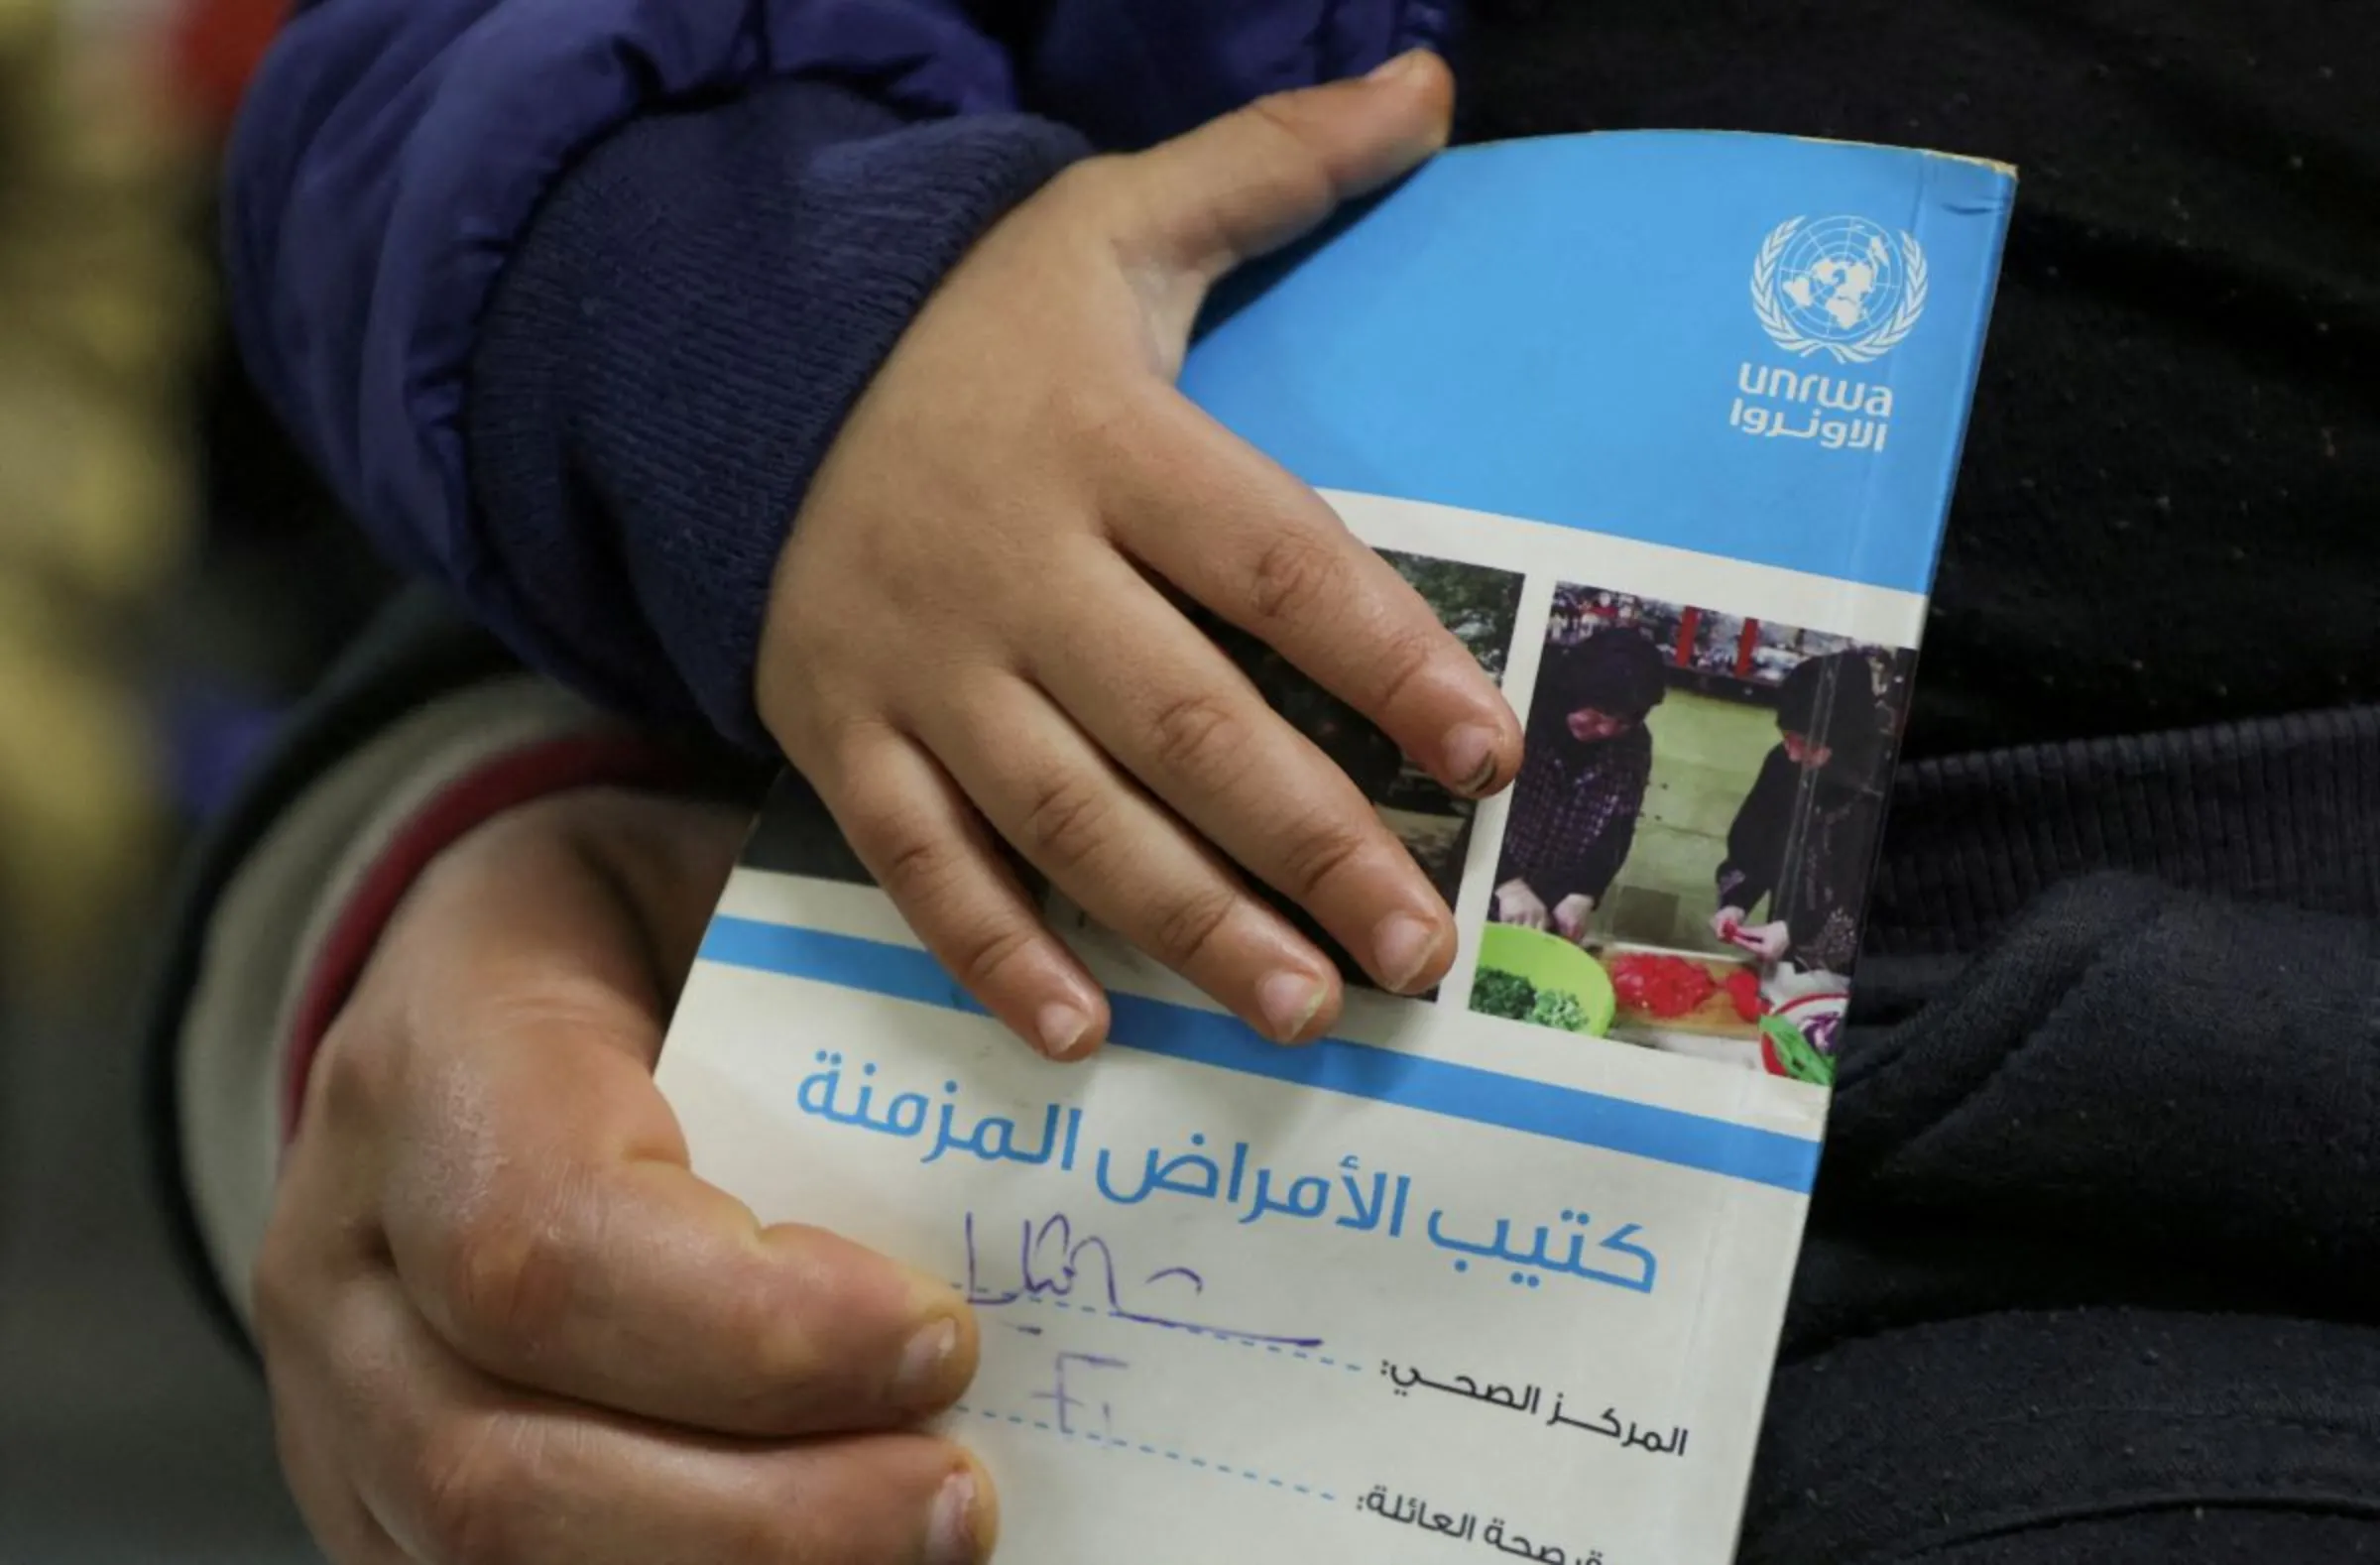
[1115,400,1523,797]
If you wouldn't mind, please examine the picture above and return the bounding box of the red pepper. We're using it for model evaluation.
[1607,953,1718,1019]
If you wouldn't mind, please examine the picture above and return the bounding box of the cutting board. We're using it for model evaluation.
[1587,941,1763,1038]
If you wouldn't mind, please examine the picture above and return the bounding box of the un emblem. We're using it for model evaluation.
[1750,215,1928,364]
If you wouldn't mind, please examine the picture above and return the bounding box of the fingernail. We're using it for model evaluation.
[927,1468,987,1565]
[1444,724,1501,795]
[1034,1001,1094,1060]
[894,1316,959,1410]
[1372,911,1442,993]
[1368,48,1429,84]
[1255,969,1328,1043]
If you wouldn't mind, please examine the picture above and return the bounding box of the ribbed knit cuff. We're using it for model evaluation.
[1867,704,2380,955]
[467,78,1091,748]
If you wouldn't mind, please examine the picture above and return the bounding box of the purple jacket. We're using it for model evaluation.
[225,0,1454,745]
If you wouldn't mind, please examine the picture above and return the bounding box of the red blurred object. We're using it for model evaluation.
[169,0,289,135]
[1607,952,1718,1019]
[1722,967,1765,1023]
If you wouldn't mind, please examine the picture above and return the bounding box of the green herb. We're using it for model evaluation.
[1471,968,1538,1021]
[1528,990,1594,1032]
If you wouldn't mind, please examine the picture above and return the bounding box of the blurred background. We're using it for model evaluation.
[2,0,384,1554]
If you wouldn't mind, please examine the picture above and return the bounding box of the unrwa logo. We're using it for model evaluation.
[1750,215,1928,364]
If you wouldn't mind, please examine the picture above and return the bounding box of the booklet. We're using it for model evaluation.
[657,131,2014,1564]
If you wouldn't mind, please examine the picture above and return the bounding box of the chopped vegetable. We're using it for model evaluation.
[1473,969,1597,1033]
[1722,967,1767,1023]
[1528,990,1595,1032]
[1607,952,1718,1018]
[1471,967,1538,1021]
[1760,1015,1835,1086]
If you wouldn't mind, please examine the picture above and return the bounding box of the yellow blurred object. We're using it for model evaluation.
[0,0,205,1005]
[0,582,164,992]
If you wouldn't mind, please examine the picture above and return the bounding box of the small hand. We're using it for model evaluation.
[761,53,1520,1057]
[1552,893,1596,943]
[1494,879,1550,931]
[1738,918,1793,963]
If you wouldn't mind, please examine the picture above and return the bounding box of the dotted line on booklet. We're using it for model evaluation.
[953,1402,1337,1504]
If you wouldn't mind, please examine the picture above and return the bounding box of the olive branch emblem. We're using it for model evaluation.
[1750,216,1929,365]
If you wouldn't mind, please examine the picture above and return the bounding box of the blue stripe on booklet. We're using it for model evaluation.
[700,915,1822,1193]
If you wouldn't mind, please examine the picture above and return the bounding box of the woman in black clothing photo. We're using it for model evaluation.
[1712,650,1902,975]
[1491,628,1671,942]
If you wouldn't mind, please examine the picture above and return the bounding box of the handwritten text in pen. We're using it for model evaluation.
[963,1211,1321,1348]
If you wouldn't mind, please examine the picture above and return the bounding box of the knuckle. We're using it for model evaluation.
[1144,690,1249,784]
[1364,625,1444,716]
[1032,381,1152,496]
[810,712,900,791]
[436,1199,579,1352]
[1146,885,1240,970]
[1136,95,1342,277]
[412,1417,527,1565]
[1272,815,1372,903]
[1242,95,1339,209]
[945,916,1044,997]
[878,832,955,906]
[852,805,960,906]
[1243,529,1349,630]
[1018,773,1115,873]
[841,792,1051,995]
[1074,381,1171,470]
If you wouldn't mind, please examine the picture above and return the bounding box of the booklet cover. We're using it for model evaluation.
[657,131,2014,1564]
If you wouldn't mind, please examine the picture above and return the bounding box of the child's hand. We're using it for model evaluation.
[1739,919,1793,964]
[1495,879,1551,931]
[257,790,993,1565]
[760,53,1519,1058]
[1714,905,1789,962]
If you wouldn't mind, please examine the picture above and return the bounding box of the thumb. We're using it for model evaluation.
[1121,49,1454,295]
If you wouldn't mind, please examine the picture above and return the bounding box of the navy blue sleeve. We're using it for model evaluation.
[464,83,1087,744]
[222,0,1086,742]
[223,0,1448,744]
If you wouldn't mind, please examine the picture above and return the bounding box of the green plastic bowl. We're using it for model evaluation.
[1475,923,1618,1037]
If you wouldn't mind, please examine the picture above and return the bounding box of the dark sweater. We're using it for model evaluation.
[147,594,2380,1565]
[204,3,2380,1556]
[460,3,2378,756]
[1454,0,2379,758]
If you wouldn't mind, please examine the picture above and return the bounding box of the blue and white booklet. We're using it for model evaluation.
[658,132,2015,1564]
